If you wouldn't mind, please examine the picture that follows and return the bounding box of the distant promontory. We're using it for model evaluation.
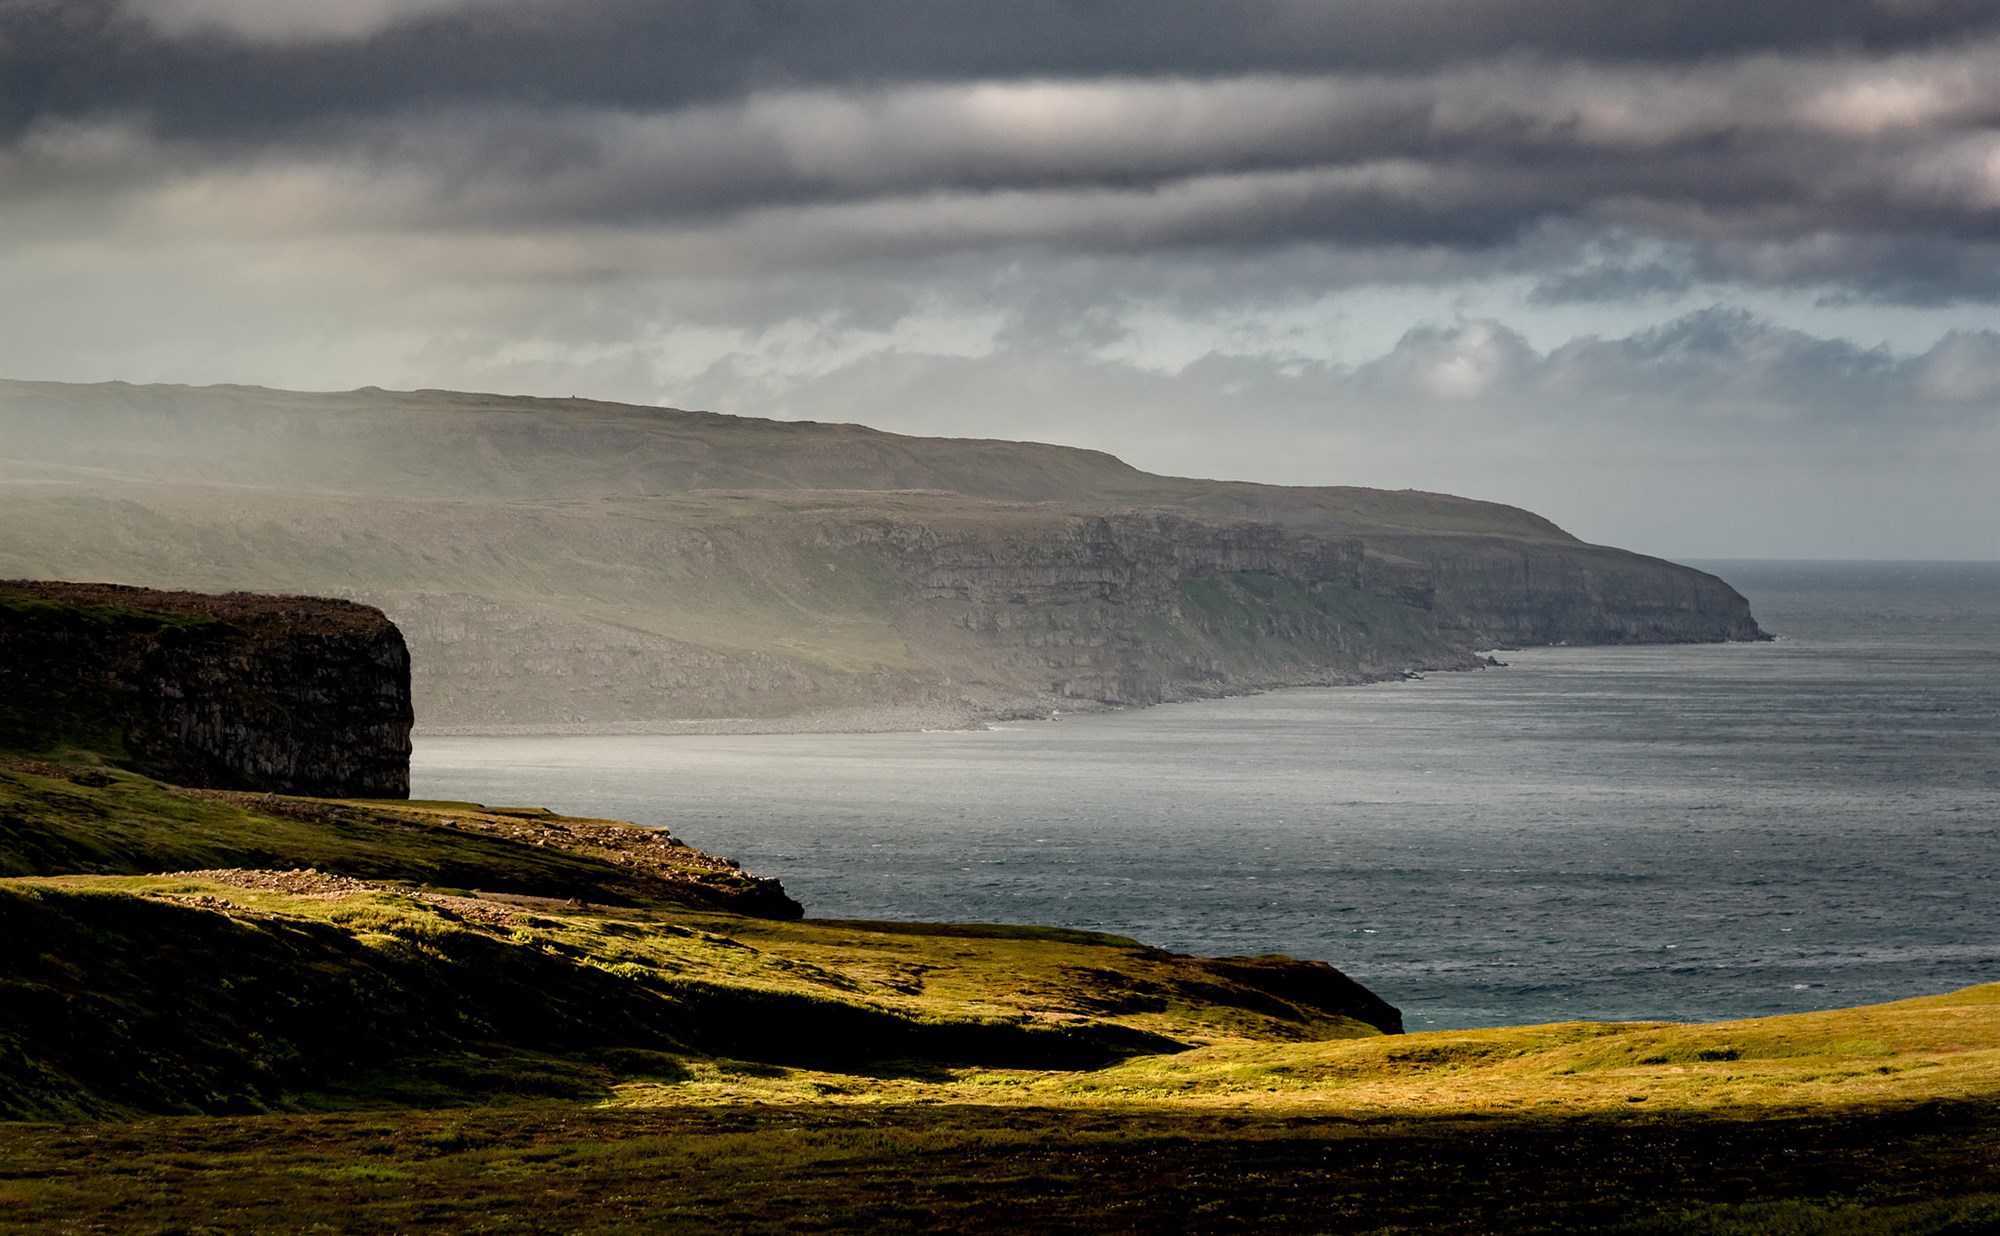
[0,380,1764,732]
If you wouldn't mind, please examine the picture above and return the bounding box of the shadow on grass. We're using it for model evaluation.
[0,885,1184,1119]
[1,1097,1993,1234]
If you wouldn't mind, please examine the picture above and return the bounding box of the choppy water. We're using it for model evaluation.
[413,560,2000,1031]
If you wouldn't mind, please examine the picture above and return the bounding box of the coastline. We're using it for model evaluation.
[413,662,1482,738]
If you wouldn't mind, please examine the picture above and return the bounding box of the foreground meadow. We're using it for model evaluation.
[4,760,1997,1232]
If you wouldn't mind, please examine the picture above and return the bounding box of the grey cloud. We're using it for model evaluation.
[1333,308,1989,434]
[6,0,1999,307]
[1699,235,2000,305]
[6,36,1998,306]
[687,305,1994,448]
[115,0,511,45]
[1910,329,2000,402]
[678,307,1995,557]
[4,2,1989,558]
[1528,259,1696,304]
[1535,310,1909,420]
[9,1,1996,142]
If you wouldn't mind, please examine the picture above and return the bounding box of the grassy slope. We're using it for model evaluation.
[3,879,1995,1234]
[0,762,792,914]
[0,379,1576,540]
[0,763,1390,1119]
[1,757,1996,1230]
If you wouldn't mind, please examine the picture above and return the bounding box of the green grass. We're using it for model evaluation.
[0,763,756,908]
[0,877,1212,1121]
[3,753,1995,1230]
[0,1101,1993,1233]
[0,861,1411,1121]
[0,591,224,633]
[4,765,1996,1127]
[0,761,1400,1122]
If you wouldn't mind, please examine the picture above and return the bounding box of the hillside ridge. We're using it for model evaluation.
[0,379,1764,731]
[0,378,1578,539]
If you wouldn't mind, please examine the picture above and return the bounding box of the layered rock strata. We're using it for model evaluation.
[871,511,1473,708]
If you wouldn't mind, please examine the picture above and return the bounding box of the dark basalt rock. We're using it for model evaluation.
[0,581,413,797]
[1184,953,1405,1036]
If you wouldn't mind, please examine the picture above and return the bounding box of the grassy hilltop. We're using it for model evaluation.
[4,755,1997,1232]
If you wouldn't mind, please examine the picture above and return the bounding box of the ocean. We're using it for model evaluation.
[412,560,2000,1031]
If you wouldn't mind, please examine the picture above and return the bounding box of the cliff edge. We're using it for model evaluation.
[0,581,414,796]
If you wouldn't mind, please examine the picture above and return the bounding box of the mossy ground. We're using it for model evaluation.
[2,759,1996,1231]
[2,1098,1995,1232]
[0,761,790,911]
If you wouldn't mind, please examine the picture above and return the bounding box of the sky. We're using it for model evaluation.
[2,0,1996,559]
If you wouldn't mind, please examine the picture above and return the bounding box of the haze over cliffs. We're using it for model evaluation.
[0,380,1762,731]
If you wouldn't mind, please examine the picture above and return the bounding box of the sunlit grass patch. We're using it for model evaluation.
[12,861,1998,1121]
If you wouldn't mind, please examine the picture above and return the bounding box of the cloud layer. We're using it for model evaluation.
[1,1,1994,555]
[7,7,1998,301]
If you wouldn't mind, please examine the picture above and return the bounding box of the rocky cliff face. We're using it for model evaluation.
[870,511,1474,708]
[892,513,1366,608]
[0,381,1769,732]
[0,582,413,796]
[367,510,1467,728]
[1369,537,1768,647]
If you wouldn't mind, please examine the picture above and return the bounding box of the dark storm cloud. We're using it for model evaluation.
[17,1,2000,162]
[7,0,1997,139]
[4,2,1991,557]
[4,0,1997,303]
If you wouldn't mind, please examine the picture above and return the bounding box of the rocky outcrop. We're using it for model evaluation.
[1183,954,1404,1036]
[360,508,1475,729]
[0,582,413,796]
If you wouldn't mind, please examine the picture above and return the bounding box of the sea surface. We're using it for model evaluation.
[413,560,2000,1031]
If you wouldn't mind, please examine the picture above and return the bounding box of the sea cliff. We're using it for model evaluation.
[0,380,1766,730]
[0,581,413,796]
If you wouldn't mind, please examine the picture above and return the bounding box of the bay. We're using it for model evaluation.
[412,560,2000,1031]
